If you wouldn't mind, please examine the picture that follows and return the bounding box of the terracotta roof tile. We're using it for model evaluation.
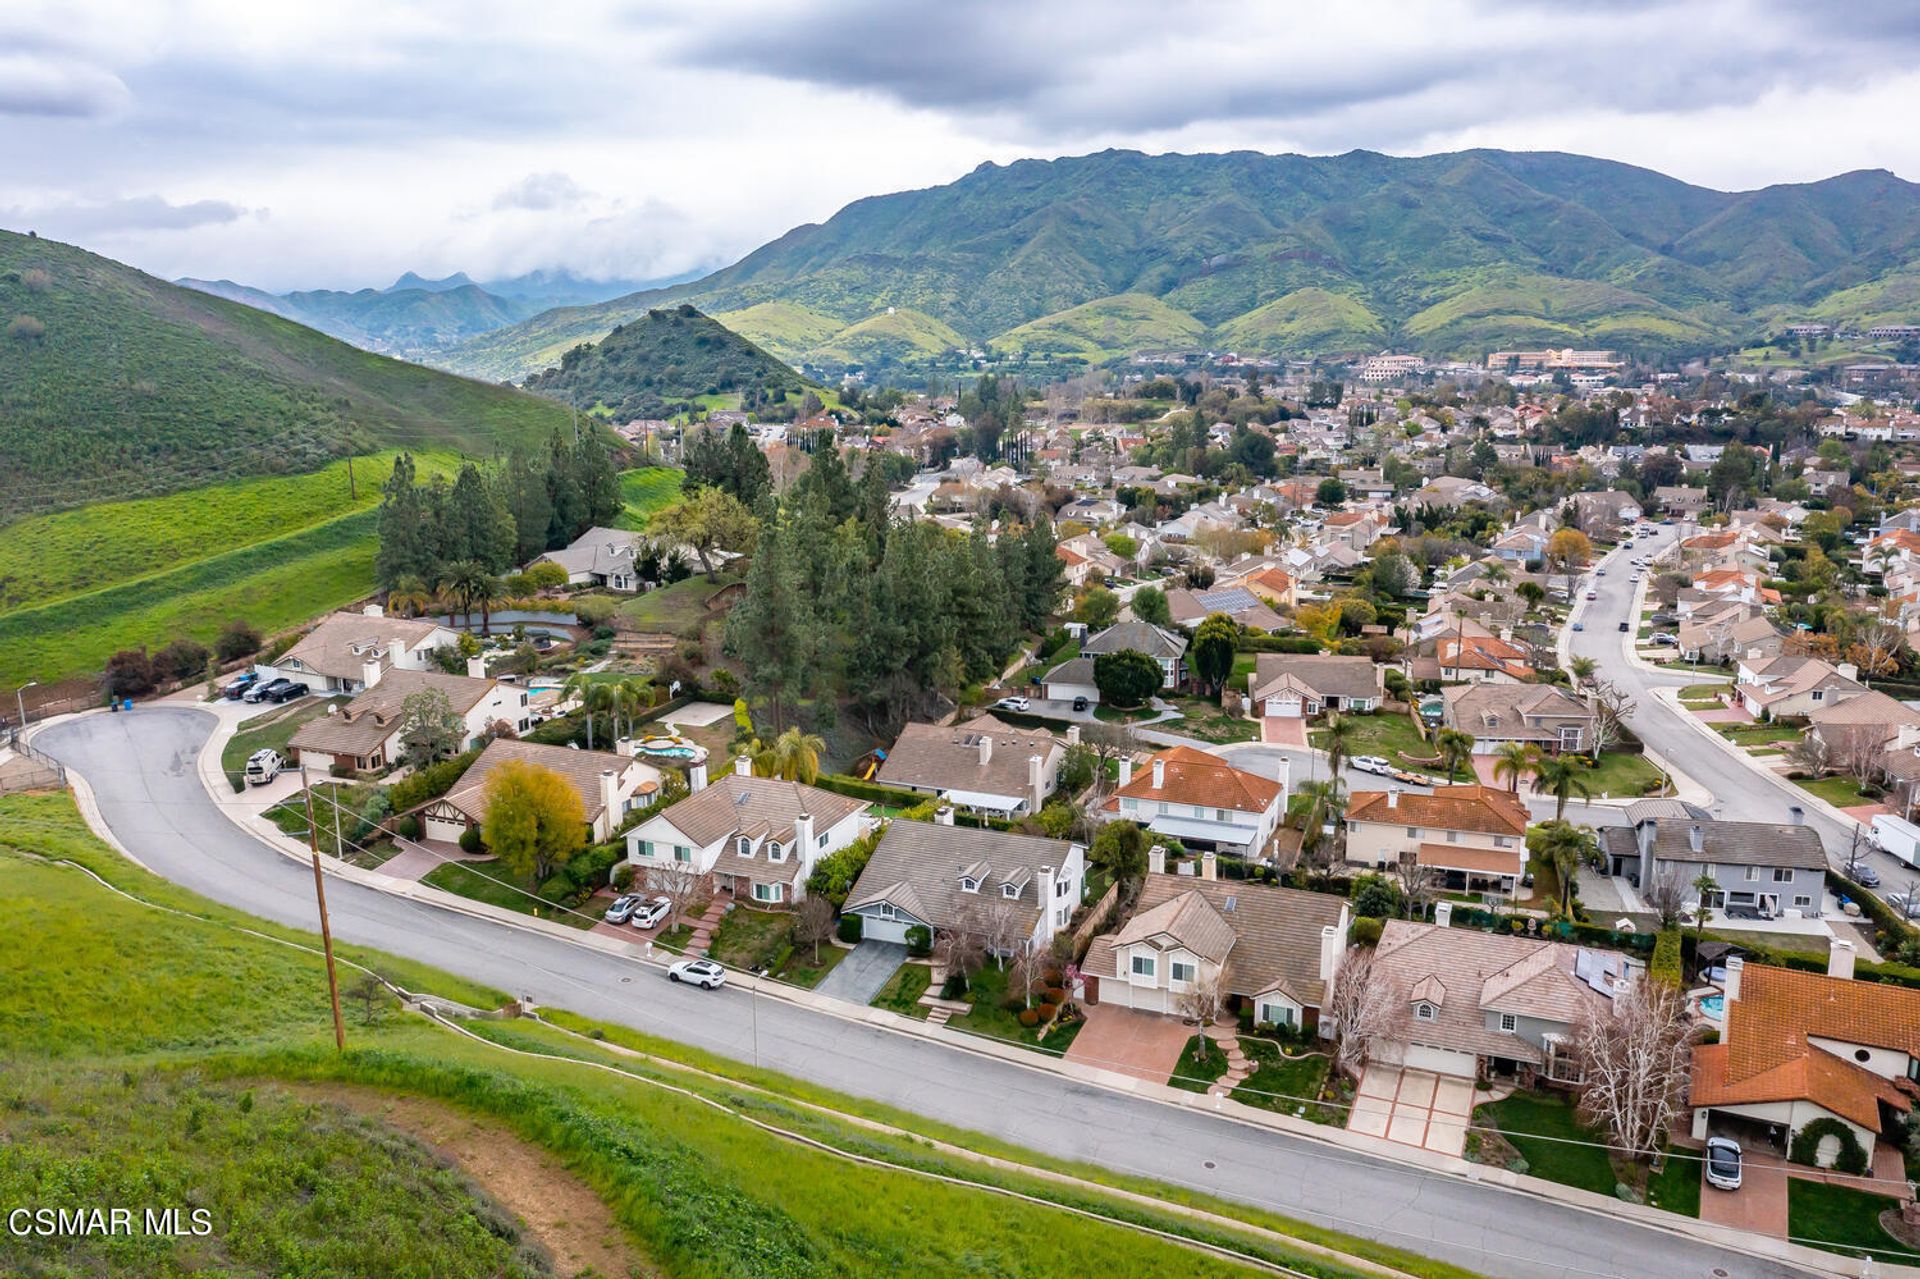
[1346,785,1529,837]
[1109,746,1282,814]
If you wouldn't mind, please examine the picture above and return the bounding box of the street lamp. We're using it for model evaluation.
[14,680,37,735]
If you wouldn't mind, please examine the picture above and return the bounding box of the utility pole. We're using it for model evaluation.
[301,763,347,1052]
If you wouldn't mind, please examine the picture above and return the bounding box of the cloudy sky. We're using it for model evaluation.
[5,0,1919,292]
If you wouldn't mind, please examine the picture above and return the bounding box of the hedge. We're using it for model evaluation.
[1236,635,1325,654]
[837,914,863,943]
[813,773,930,807]
[389,747,482,812]
[1651,928,1682,989]
[1789,1117,1869,1174]
[1828,869,1919,948]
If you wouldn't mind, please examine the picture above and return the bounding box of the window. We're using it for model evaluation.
[960,877,979,893]
[1414,1002,1437,1022]
[752,882,783,903]
[1216,808,1230,822]
[1773,867,1792,882]
[1494,836,1512,849]
[1123,798,1139,813]
[1259,1003,1296,1028]
[1406,826,1419,838]
[1744,866,1758,882]
[878,903,896,920]
[1811,690,1824,702]
[1794,895,1813,908]
[1158,802,1169,816]
[637,840,654,858]
[817,833,828,848]
[1131,955,1155,979]
[1171,960,1196,984]
[737,836,752,858]
[673,845,692,863]
[1499,1013,1517,1033]
[1446,830,1459,843]
[767,842,785,863]
[1001,883,1019,898]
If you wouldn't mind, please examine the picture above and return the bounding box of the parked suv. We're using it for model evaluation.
[222,672,261,699]
[265,681,310,703]
[244,677,292,703]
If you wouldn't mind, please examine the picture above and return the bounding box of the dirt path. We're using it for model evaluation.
[280,1081,651,1279]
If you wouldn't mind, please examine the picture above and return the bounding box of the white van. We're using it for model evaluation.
[244,748,284,786]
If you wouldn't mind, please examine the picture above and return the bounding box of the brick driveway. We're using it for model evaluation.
[1065,1005,1193,1084]
[1697,1147,1787,1237]
[1262,717,1308,747]
[1349,1065,1473,1156]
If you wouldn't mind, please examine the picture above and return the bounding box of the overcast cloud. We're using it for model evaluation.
[2,0,1916,291]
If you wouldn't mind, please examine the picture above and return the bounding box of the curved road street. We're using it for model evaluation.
[35,707,1818,1279]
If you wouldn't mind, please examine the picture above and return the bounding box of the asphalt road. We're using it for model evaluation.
[1565,524,1920,902]
[34,707,1816,1279]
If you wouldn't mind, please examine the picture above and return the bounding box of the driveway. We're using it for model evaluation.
[1261,716,1308,747]
[32,706,1817,1279]
[1064,1005,1193,1084]
[1349,1065,1474,1157]
[813,940,906,1006]
[1697,1148,1789,1238]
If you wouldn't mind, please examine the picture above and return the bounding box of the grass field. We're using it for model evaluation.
[1310,712,1431,769]
[1476,1093,1616,1195]
[1787,1180,1920,1262]
[419,860,597,929]
[612,572,744,638]
[1170,1034,1232,1093]
[1795,774,1877,807]
[0,790,1477,1279]
[1231,1043,1339,1124]
[869,964,930,1017]
[1577,751,1667,798]
[614,466,683,531]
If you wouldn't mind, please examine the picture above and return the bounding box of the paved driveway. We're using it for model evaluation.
[1349,1065,1474,1156]
[1697,1148,1788,1238]
[1065,1005,1193,1083]
[813,941,906,1006]
[1261,716,1308,747]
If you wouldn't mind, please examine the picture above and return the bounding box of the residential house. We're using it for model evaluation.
[1082,620,1188,689]
[419,738,660,844]
[1084,853,1348,1030]
[876,716,1064,818]
[843,814,1085,952]
[1597,807,1827,919]
[1570,489,1643,532]
[1653,485,1711,517]
[1166,585,1286,631]
[259,611,460,695]
[623,760,871,907]
[1323,508,1387,552]
[1677,603,1784,664]
[1368,915,1637,1081]
[1248,654,1386,718]
[1343,786,1531,897]
[1690,954,1917,1167]
[535,526,646,592]
[1803,468,1851,498]
[1734,656,1867,720]
[1216,561,1298,609]
[1430,627,1535,684]
[287,667,527,774]
[1414,475,1500,510]
[1039,656,1101,704]
[1807,690,1920,763]
[1442,683,1595,755]
[1102,746,1288,860]
[1055,544,1096,588]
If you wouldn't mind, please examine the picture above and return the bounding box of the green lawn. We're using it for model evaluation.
[1795,774,1877,807]
[1169,1034,1231,1093]
[1714,722,1802,746]
[264,780,397,868]
[1788,1180,1920,1263]
[708,905,795,972]
[1577,751,1667,798]
[418,860,597,929]
[1164,696,1262,744]
[1645,1149,1700,1218]
[613,466,683,531]
[220,696,349,790]
[1231,1041,1341,1124]
[778,941,850,989]
[1678,682,1732,700]
[951,963,1085,1052]
[1476,1092,1616,1195]
[1311,711,1431,770]
[869,963,930,1017]
[610,571,744,639]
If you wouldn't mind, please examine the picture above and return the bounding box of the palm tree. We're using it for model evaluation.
[1435,728,1474,782]
[613,678,653,743]
[1568,656,1597,687]
[1692,870,1721,941]
[1320,712,1359,789]
[1483,561,1510,588]
[1295,779,1342,880]
[764,727,826,783]
[1529,820,1591,918]
[1492,742,1534,794]
[470,573,506,637]
[439,560,489,628]
[387,574,432,618]
[1529,751,1594,823]
[583,682,621,752]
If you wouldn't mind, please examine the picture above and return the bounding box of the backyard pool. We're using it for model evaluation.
[635,733,708,766]
[1698,994,1725,1021]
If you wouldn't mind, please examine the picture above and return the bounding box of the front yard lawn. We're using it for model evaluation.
[419,861,596,929]
[1715,722,1801,745]
[1795,774,1878,807]
[951,963,1084,1052]
[1231,1041,1342,1124]
[870,963,931,1017]
[1169,1034,1231,1093]
[1645,1148,1700,1218]
[708,906,795,972]
[1310,711,1431,769]
[1475,1092,1615,1195]
[778,941,850,989]
[1678,682,1732,700]
[1577,751,1667,798]
[1788,1180,1920,1263]
[1163,696,1261,743]
[264,780,394,864]
[220,697,348,790]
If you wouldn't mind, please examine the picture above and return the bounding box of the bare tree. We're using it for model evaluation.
[1392,852,1433,921]
[1325,947,1395,1079]
[1641,869,1689,932]
[1786,731,1834,778]
[644,858,705,933]
[795,894,835,964]
[1081,722,1137,794]
[346,970,388,1027]
[935,901,987,988]
[1827,722,1892,792]
[1007,945,1041,1009]
[1177,969,1226,1057]
[978,895,1023,968]
[1587,679,1636,759]
[1575,984,1693,1163]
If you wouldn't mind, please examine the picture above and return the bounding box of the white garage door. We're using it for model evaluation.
[1265,697,1304,718]
[424,814,467,843]
[860,914,911,944]
[1403,1044,1477,1077]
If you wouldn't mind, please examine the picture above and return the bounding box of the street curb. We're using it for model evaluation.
[1651,687,1870,836]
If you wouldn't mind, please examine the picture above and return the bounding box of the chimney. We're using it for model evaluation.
[735,755,752,778]
[1321,905,1349,983]
[361,656,383,689]
[1387,788,1399,809]
[689,762,709,793]
[1836,662,1859,682]
[466,654,487,679]
[978,735,994,767]
[1788,805,1804,826]
[1148,844,1166,875]
[391,638,409,669]
[935,804,956,826]
[1028,754,1045,813]
[598,769,619,831]
[1039,865,1056,924]
[1687,824,1704,853]
[1066,724,1082,745]
[795,811,815,861]
[1151,757,1165,789]
[1828,937,1856,981]
[614,737,634,758]
[1119,757,1133,787]
[1434,901,1453,928]
[1724,956,1744,1003]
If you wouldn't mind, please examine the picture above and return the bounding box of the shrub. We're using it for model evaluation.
[904,924,932,957]
[394,815,422,840]
[155,637,211,681]
[538,873,576,903]
[808,826,883,907]
[1350,872,1402,920]
[1042,986,1067,1004]
[941,973,969,999]
[1651,928,1682,989]
[1017,1008,1041,1027]
[458,825,483,854]
[1789,1117,1868,1173]
[569,595,617,626]
[836,914,863,943]
[1036,1002,1059,1021]
[389,747,481,812]
[215,619,263,662]
[8,314,46,341]
[1349,916,1384,947]
[102,647,159,698]
[611,863,636,892]
[571,843,623,891]
[711,668,740,697]
[732,698,754,737]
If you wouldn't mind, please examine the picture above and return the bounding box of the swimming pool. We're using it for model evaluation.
[1698,994,1725,1020]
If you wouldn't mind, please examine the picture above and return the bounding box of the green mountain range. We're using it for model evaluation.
[437,148,1920,378]
[0,229,570,519]
[520,303,809,417]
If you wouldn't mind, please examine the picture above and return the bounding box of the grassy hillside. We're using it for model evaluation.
[0,790,1472,1279]
[614,466,683,530]
[0,230,569,519]
[991,293,1204,359]
[808,307,967,364]
[521,304,807,418]
[713,300,850,362]
[1212,288,1385,353]
[441,149,1920,377]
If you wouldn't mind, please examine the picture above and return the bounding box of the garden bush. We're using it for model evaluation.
[1036,1002,1058,1021]
[390,747,481,812]
[941,973,969,999]
[1790,1117,1868,1173]
[458,825,483,855]
[538,874,576,903]
[1017,1008,1041,1027]
[1349,917,1383,946]
[1651,928,1682,989]
[836,914,863,943]
[394,814,421,841]
[1042,986,1066,1004]
[905,924,931,957]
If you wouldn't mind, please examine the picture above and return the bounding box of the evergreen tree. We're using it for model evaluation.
[1020,518,1066,631]
[374,453,430,589]
[792,432,856,523]
[725,423,773,508]
[505,448,552,566]
[448,462,517,572]
[546,428,587,547]
[724,513,813,733]
[575,427,623,527]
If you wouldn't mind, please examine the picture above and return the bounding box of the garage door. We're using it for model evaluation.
[424,815,467,843]
[1265,697,1303,718]
[860,914,911,944]
[1403,1044,1477,1077]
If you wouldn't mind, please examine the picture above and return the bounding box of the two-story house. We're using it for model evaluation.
[843,813,1085,954]
[257,610,460,694]
[623,759,871,907]
[875,717,1063,819]
[1083,850,1349,1031]
[287,667,529,774]
[1691,950,1918,1169]
[1343,786,1531,898]
[1442,683,1596,756]
[1081,621,1188,689]
[1101,746,1288,860]
[1598,806,1828,920]
[1735,656,1867,721]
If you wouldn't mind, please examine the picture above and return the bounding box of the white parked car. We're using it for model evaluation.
[668,958,726,989]
[630,896,672,929]
[1704,1137,1742,1191]
[1585,589,1599,600]
[1351,755,1392,775]
[994,696,1030,712]
[243,748,284,786]
[1651,632,1679,646]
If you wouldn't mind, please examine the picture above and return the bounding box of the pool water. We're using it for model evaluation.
[1699,994,1726,1019]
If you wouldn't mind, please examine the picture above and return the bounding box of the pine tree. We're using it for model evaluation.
[575,427,623,527]
[448,462,517,572]
[1021,517,1066,630]
[724,513,812,733]
[506,449,552,566]
[374,454,431,588]
[546,429,586,548]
